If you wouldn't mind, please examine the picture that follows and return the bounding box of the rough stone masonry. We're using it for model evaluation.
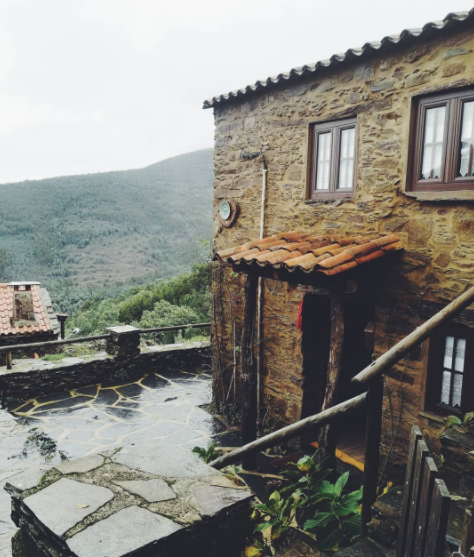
[209,19,474,477]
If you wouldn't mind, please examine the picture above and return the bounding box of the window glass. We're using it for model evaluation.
[338,127,355,190]
[439,334,465,409]
[421,106,446,180]
[316,132,332,190]
[459,101,474,178]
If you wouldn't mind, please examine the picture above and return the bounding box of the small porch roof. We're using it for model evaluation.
[214,232,403,278]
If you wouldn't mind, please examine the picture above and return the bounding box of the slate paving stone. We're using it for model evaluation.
[24,478,114,537]
[124,421,184,442]
[97,417,157,440]
[73,386,99,397]
[188,407,227,435]
[32,397,95,413]
[4,466,51,496]
[36,391,72,404]
[192,484,253,517]
[116,384,149,399]
[99,406,145,421]
[62,430,98,443]
[166,427,202,445]
[66,505,182,557]
[113,443,219,477]
[93,390,120,406]
[55,454,104,475]
[140,374,169,390]
[113,479,176,503]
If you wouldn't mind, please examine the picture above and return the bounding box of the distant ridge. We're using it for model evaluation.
[0,148,214,312]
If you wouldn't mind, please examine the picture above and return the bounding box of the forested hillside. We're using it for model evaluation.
[0,149,213,313]
[67,263,212,342]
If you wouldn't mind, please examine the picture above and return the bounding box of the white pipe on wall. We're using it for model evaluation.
[256,152,268,424]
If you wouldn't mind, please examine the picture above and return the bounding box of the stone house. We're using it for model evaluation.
[0,282,60,348]
[205,9,474,479]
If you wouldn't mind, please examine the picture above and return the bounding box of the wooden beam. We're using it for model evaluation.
[352,284,474,386]
[461,495,474,556]
[210,392,367,469]
[241,273,259,470]
[361,379,384,536]
[318,291,344,467]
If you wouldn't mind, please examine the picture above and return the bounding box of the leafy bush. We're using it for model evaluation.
[250,451,362,554]
[192,442,220,464]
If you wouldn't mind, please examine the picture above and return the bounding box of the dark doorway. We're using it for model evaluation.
[301,294,374,467]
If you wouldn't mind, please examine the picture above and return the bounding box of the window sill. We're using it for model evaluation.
[404,190,474,202]
[419,410,446,424]
[304,197,354,206]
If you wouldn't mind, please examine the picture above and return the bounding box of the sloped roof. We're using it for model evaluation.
[214,232,403,276]
[0,283,60,337]
[203,9,474,109]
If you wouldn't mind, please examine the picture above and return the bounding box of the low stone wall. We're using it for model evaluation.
[0,341,211,404]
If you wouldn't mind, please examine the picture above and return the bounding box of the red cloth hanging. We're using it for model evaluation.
[296,299,304,331]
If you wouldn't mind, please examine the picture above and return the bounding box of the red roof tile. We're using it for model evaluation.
[0,284,54,337]
[214,233,403,277]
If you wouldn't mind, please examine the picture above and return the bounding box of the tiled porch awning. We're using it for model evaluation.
[214,232,403,276]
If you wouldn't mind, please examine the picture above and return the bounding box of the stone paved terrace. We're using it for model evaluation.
[0,364,240,556]
[6,444,253,557]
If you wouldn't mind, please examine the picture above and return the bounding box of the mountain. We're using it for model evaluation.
[0,149,213,313]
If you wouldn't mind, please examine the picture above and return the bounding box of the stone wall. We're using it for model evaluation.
[210,23,474,470]
[0,342,211,403]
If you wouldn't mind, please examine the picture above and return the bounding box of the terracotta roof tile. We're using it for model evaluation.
[0,284,55,337]
[214,232,404,277]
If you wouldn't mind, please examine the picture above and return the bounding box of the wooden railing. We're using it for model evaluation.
[0,322,211,369]
[210,284,474,539]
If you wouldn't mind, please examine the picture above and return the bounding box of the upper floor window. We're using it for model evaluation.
[427,325,473,415]
[307,117,357,199]
[410,88,474,191]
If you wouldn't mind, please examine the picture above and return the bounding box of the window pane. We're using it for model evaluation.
[338,127,355,190]
[316,132,332,190]
[421,106,446,180]
[443,335,455,369]
[452,373,463,408]
[459,101,474,177]
[454,338,466,372]
[440,370,451,405]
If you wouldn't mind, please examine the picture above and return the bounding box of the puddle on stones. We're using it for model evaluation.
[7,368,227,464]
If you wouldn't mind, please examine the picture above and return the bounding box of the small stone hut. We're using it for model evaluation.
[0,282,60,348]
[204,9,474,479]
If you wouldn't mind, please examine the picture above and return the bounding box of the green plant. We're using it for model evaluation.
[303,472,362,551]
[250,452,362,554]
[244,539,273,557]
[192,442,220,463]
[254,490,301,546]
[222,465,245,486]
[21,428,60,462]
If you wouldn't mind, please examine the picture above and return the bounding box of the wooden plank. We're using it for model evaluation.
[361,379,384,536]
[413,457,438,557]
[318,291,344,468]
[404,440,429,557]
[210,392,367,469]
[461,495,474,556]
[241,273,259,470]
[352,284,474,386]
[423,479,450,557]
[396,426,423,557]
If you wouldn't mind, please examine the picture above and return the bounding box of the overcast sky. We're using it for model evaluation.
[1,0,473,183]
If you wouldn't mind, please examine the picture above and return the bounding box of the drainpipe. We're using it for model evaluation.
[256,148,268,425]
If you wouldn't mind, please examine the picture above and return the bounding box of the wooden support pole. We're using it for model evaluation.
[6,351,12,370]
[461,495,474,556]
[361,379,384,536]
[241,273,259,470]
[211,392,367,469]
[318,291,344,468]
[353,284,474,386]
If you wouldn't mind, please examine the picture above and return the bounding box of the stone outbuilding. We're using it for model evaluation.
[0,282,60,348]
[205,8,474,482]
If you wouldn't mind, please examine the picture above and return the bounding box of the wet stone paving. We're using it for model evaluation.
[0,367,234,556]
